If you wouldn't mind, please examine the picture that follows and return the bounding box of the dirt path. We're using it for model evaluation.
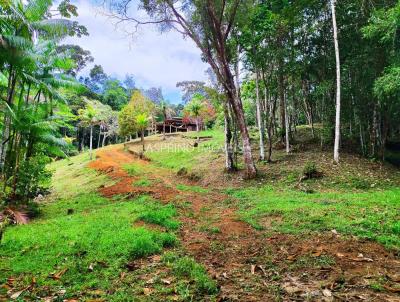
[89,146,400,301]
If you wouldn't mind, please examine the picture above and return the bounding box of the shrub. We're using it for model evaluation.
[15,155,52,199]
[302,161,322,179]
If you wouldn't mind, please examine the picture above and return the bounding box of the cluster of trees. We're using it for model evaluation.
[0,0,186,203]
[107,0,400,178]
[0,0,88,200]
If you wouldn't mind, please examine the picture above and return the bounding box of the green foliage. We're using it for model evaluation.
[302,161,318,179]
[163,252,218,295]
[15,155,52,198]
[118,90,154,136]
[102,79,128,110]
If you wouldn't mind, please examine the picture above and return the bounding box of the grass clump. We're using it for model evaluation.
[163,252,218,296]
[176,183,209,193]
[122,162,143,176]
[134,177,152,187]
[136,202,180,231]
[228,186,400,250]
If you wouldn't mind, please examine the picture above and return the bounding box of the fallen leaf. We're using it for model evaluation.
[10,290,24,300]
[257,265,267,276]
[143,288,152,296]
[52,268,68,280]
[119,272,126,280]
[351,256,373,262]
[126,262,139,271]
[89,290,104,296]
[322,289,332,297]
[312,250,322,257]
[336,253,344,258]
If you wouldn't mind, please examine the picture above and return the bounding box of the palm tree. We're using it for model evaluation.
[185,95,204,142]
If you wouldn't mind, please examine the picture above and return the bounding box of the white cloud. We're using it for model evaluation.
[63,0,209,102]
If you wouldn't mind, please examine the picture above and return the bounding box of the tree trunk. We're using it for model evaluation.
[278,63,286,143]
[285,101,290,154]
[196,118,199,135]
[223,102,235,171]
[97,125,102,149]
[255,70,265,161]
[0,67,17,169]
[141,130,145,152]
[89,125,93,160]
[102,134,107,147]
[331,0,341,164]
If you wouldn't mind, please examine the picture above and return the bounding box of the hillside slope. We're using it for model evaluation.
[1,130,400,301]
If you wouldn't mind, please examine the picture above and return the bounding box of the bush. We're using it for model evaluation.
[15,155,52,199]
[302,161,322,179]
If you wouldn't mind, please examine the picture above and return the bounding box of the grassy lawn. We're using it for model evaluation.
[0,151,216,301]
[227,185,400,250]
[146,129,224,172]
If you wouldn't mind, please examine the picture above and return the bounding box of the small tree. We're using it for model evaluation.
[136,113,149,151]
[78,104,98,160]
[185,94,204,141]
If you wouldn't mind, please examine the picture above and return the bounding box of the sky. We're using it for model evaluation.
[63,0,209,104]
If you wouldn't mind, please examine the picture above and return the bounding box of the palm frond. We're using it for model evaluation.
[25,0,52,22]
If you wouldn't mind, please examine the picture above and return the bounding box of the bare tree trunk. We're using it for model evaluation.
[255,70,265,161]
[102,134,107,147]
[89,125,93,160]
[141,130,145,152]
[97,125,102,149]
[223,102,235,171]
[331,0,341,164]
[278,62,286,143]
[285,100,290,154]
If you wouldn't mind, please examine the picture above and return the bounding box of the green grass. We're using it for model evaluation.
[146,129,224,172]
[227,186,400,250]
[137,202,181,231]
[0,194,177,299]
[134,177,153,187]
[0,151,184,301]
[162,252,218,297]
[122,162,143,176]
[48,152,114,199]
[176,183,209,193]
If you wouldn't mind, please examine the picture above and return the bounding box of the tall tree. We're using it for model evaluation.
[108,0,258,178]
[331,0,341,163]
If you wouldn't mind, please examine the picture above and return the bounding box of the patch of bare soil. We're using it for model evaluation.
[89,146,400,301]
